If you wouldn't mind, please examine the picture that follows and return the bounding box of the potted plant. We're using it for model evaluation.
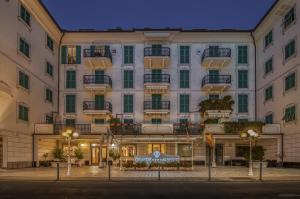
[74,148,84,167]
[199,95,234,118]
[243,145,267,168]
[109,149,120,165]
[51,147,67,168]
[40,152,50,167]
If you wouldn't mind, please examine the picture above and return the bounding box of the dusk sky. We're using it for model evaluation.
[42,0,276,30]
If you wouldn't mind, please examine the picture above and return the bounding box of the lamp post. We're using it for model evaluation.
[62,129,79,176]
[240,129,258,176]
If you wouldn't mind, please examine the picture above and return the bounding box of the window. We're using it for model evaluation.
[285,72,296,91]
[19,37,30,58]
[45,115,53,124]
[65,95,76,113]
[285,40,296,60]
[124,70,133,88]
[46,62,53,77]
[237,45,248,64]
[46,35,54,51]
[284,105,296,122]
[238,70,248,88]
[265,86,273,101]
[124,46,134,64]
[180,70,189,88]
[151,118,162,124]
[20,4,30,26]
[124,95,133,113]
[179,118,188,124]
[18,104,28,121]
[61,46,81,64]
[46,88,53,103]
[19,71,29,89]
[66,70,76,89]
[177,144,192,157]
[265,113,273,124]
[264,30,273,48]
[238,94,248,113]
[94,119,105,124]
[283,7,295,29]
[265,58,273,75]
[122,145,136,157]
[180,94,189,113]
[209,94,219,100]
[180,46,190,64]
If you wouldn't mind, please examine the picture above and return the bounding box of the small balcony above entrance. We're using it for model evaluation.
[83,75,112,92]
[141,123,173,134]
[201,75,231,92]
[144,101,170,114]
[83,101,112,115]
[144,74,170,93]
[144,47,170,69]
[83,48,112,68]
[201,48,231,68]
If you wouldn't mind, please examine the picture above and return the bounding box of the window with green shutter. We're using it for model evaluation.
[180,94,189,113]
[66,70,76,88]
[124,46,134,64]
[46,88,53,103]
[151,118,162,124]
[46,62,53,77]
[19,37,30,58]
[76,45,81,64]
[180,46,190,64]
[265,113,273,124]
[180,70,189,88]
[46,35,54,51]
[46,115,53,124]
[18,104,29,121]
[124,70,133,88]
[95,119,105,124]
[238,45,248,64]
[285,72,296,91]
[284,105,296,122]
[238,70,248,88]
[124,95,133,113]
[265,86,273,101]
[264,30,273,48]
[285,40,296,60]
[66,95,76,113]
[20,4,31,26]
[19,71,29,89]
[238,94,248,113]
[283,7,295,29]
[265,58,273,75]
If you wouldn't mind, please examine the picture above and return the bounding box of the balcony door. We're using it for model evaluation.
[95,95,104,110]
[95,70,104,84]
[152,94,161,109]
[209,45,219,57]
[152,44,162,56]
[152,69,162,83]
[209,70,219,83]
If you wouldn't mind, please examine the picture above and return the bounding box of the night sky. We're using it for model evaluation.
[42,0,276,30]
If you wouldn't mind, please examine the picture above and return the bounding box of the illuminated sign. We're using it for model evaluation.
[134,151,180,165]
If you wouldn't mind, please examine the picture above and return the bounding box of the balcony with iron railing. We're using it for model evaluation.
[83,48,112,68]
[201,75,231,92]
[144,74,170,93]
[83,75,112,92]
[144,47,171,69]
[83,101,112,115]
[201,48,231,68]
[143,101,170,114]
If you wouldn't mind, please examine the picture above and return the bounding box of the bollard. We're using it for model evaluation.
[158,166,161,181]
[108,164,111,181]
[259,161,263,181]
[56,162,60,181]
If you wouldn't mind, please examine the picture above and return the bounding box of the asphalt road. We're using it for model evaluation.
[0,180,300,199]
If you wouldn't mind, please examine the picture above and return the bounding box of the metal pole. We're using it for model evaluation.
[208,147,211,181]
[108,163,111,181]
[259,161,263,181]
[248,138,253,176]
[56,162,60,181]
[67,138,71,176]
[158,166,161,181]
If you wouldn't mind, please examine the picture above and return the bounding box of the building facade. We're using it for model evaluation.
[0,0,298,168]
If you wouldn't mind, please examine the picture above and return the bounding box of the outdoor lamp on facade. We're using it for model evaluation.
[62,129,79,176]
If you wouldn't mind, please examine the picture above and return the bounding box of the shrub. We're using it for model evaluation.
[74,148,84,160]
[52,147,66,161]
[199,95,234,116]
[243,146,265,161]
[223,121,264,134]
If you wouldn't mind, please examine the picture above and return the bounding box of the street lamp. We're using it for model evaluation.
[62,129,79,176]
[240,129,258,176]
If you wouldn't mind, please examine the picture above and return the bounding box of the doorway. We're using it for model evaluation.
[91,145,107,165]
[215,144,224,166]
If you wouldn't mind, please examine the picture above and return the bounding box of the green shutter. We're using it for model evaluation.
[66,95,76,113]
[238,70,248,88]
[180,95,189,113]
[180,70,189,88]
[124,70,133,88]
[66,71,76,88]
[238,46,248,64]
[76,45,81,64]
[19,105,28,121]
[95,95,104,110]
[61,46,67,64]
[180,46,190,64]
[124,46,134,64]
[124,95,133,113]
[152,94,162,109]
[238,95,248,113]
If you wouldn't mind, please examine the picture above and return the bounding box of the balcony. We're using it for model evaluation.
[173,123,203,135]
[83,101,112,115]
[141,123,173,134]
[201,48,231,68]
[144,101,170,114]
[111,123,141,135]
[144,74,170,93]
[144,47,170,69]
[201,75,231,92]
[83,48,112,68]
[83,75,112,92]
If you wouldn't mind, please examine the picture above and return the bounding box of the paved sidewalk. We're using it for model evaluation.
[0,166,299,181]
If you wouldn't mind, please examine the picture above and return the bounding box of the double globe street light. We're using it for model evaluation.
[62,129,79,176]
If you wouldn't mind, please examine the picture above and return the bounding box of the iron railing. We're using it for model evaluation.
[53,124,91,135]
[83,75,112,87]
[83,48,112,61]
[201,75,231,87]
[173,123,203,135]
[83,101,112,112]
[144,74,170,83]
[110,123,142,135]
[201,48,231,62]
[144,47,170,56]
[144,101,170,110]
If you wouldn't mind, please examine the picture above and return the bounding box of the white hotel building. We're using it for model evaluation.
[0,0,299,168]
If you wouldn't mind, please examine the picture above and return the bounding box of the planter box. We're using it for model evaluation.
[205,110,231,118]
[252,161,268,169]
[51,162,68,168]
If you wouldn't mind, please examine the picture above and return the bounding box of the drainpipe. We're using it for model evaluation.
[57,32,65,118]
[250,32,257,121]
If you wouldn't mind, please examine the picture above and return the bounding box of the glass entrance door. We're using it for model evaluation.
[91,147,99,165]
